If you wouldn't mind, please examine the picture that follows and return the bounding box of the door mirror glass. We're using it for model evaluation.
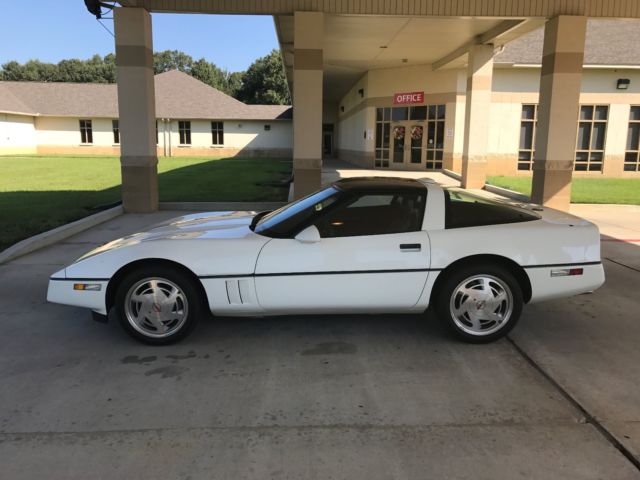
[294,225,321,243]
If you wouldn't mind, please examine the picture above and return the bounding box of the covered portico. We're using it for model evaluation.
[110,1,640,212]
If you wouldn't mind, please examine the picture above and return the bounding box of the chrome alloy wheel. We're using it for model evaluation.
[124,277,189,338]
[449,274,514,336]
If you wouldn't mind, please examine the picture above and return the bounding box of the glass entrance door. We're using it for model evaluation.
[409,125,424,166]
[392,125,406,164]
[392,123,425,167]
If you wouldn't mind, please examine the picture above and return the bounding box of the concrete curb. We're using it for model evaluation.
[0,205,124,265]
[442,169,462,181]
[159,201,287,211]
[483,183,531,203]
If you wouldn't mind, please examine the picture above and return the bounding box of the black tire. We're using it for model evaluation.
[433,263,523,344]
[114,265,204,345]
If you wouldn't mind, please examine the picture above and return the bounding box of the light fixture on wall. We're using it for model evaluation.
[358,88,364,98]
[617,78,631,90]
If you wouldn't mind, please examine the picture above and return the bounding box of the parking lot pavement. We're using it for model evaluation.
[1,212,640,479]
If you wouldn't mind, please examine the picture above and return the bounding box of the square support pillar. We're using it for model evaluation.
[292,11,324,199]
[114,7,158,213]
[461,44,494,189]
[531,16,587,211]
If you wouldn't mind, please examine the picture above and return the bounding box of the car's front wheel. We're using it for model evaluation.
[434,264,523,343]
[114,266,203,345]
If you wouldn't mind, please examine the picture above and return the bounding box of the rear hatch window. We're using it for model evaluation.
[444,189,540,229]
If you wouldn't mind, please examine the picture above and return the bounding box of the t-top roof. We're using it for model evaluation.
[0,70,292,120]
[334,176,425,192]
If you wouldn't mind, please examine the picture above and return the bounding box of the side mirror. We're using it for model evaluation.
[294,225,321,244]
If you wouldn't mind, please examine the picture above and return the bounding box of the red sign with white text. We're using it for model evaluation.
[393,91,424,105]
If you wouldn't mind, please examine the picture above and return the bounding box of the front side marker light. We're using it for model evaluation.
[74,283,102,291]
[550,268,584,277]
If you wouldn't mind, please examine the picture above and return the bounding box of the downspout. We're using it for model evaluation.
[167,119,173,157]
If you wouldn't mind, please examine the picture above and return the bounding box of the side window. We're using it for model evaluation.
[315,191,425,238]
[444,189,539,229]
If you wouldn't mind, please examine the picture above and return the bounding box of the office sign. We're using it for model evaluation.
[393,91,424,105]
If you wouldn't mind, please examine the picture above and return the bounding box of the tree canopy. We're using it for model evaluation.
[0,49,290,105]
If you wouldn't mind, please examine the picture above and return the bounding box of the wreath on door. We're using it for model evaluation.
[411,125,423,140]
[393,126,405,140]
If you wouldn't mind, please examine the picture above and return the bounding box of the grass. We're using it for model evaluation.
[487,176,640,205]
[0,155,292,252]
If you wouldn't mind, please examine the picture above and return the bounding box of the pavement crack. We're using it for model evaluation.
[506,336,640,473]
[604,257,640,273]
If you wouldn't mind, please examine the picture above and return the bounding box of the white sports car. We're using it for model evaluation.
[47,177,605,345]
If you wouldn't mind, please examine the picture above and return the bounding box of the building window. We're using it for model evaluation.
[79,119,93,144]
[425,104,445,170]
[624,106,640,172]
[575,105,608,172]
[156,121,159,145]
[518,104,537,171]
[179,120,191,145]
[211,121,224,145]
[112,120,119,144]
[264,124,271,131]
[375,108,391,168]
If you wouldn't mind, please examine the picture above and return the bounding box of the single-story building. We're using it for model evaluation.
[0,70,292,158]
[330,18,640,178]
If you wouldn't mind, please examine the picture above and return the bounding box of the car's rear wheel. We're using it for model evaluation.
[434,264,523,343]
[114,266,202,345]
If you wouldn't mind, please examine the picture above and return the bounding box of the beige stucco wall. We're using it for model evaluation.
[0,113,37,154]
[2,116,292,157]
[490,67,640,177]
[334,65,640,178]
[336,65,462,168]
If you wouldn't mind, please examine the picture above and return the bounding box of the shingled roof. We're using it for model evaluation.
[496,19,640,66]
[0,70,292,120]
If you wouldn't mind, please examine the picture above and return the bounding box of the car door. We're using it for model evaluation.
[254,190,431,314]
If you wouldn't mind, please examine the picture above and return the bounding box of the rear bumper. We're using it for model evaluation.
[526,262,605,303]
[47,278,109,315]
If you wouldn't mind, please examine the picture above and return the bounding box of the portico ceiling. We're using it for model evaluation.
[274,14,544,102]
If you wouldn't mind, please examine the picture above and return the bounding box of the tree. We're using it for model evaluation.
[0,50,292,105]
[236,50,290,105]
[153,50,194,74]
[191,58,227,91]
[225,71,244,98]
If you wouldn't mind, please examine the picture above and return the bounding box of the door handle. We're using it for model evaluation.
[400,243,421,252]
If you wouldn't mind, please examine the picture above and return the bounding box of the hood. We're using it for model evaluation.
[74,211,260,263]
[144,210,257,238]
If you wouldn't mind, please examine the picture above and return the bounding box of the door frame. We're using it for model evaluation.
[391,121,427,170]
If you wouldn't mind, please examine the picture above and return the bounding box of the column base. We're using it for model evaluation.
[531,168,572,211]
[292,166,321,199]
[121,164,159,213]
[461,159,487,189]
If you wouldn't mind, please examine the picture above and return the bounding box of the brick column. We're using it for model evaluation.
[114,7,158,213]
[531,16,587,210]
[461,44,494,189]
[292,11,324,199]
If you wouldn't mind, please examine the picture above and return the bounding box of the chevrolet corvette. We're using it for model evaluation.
[47,177,605,344]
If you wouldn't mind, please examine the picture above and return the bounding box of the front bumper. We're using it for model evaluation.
[47,271,109,315]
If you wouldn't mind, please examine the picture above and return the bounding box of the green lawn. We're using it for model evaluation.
[0,155,292,252]
[487,176,640,205]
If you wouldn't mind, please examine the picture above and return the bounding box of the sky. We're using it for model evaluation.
[0,2,280,72]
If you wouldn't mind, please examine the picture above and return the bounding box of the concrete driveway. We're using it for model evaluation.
[1,209,640,479]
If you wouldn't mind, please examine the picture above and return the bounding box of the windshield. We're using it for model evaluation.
[255,186,340,238]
